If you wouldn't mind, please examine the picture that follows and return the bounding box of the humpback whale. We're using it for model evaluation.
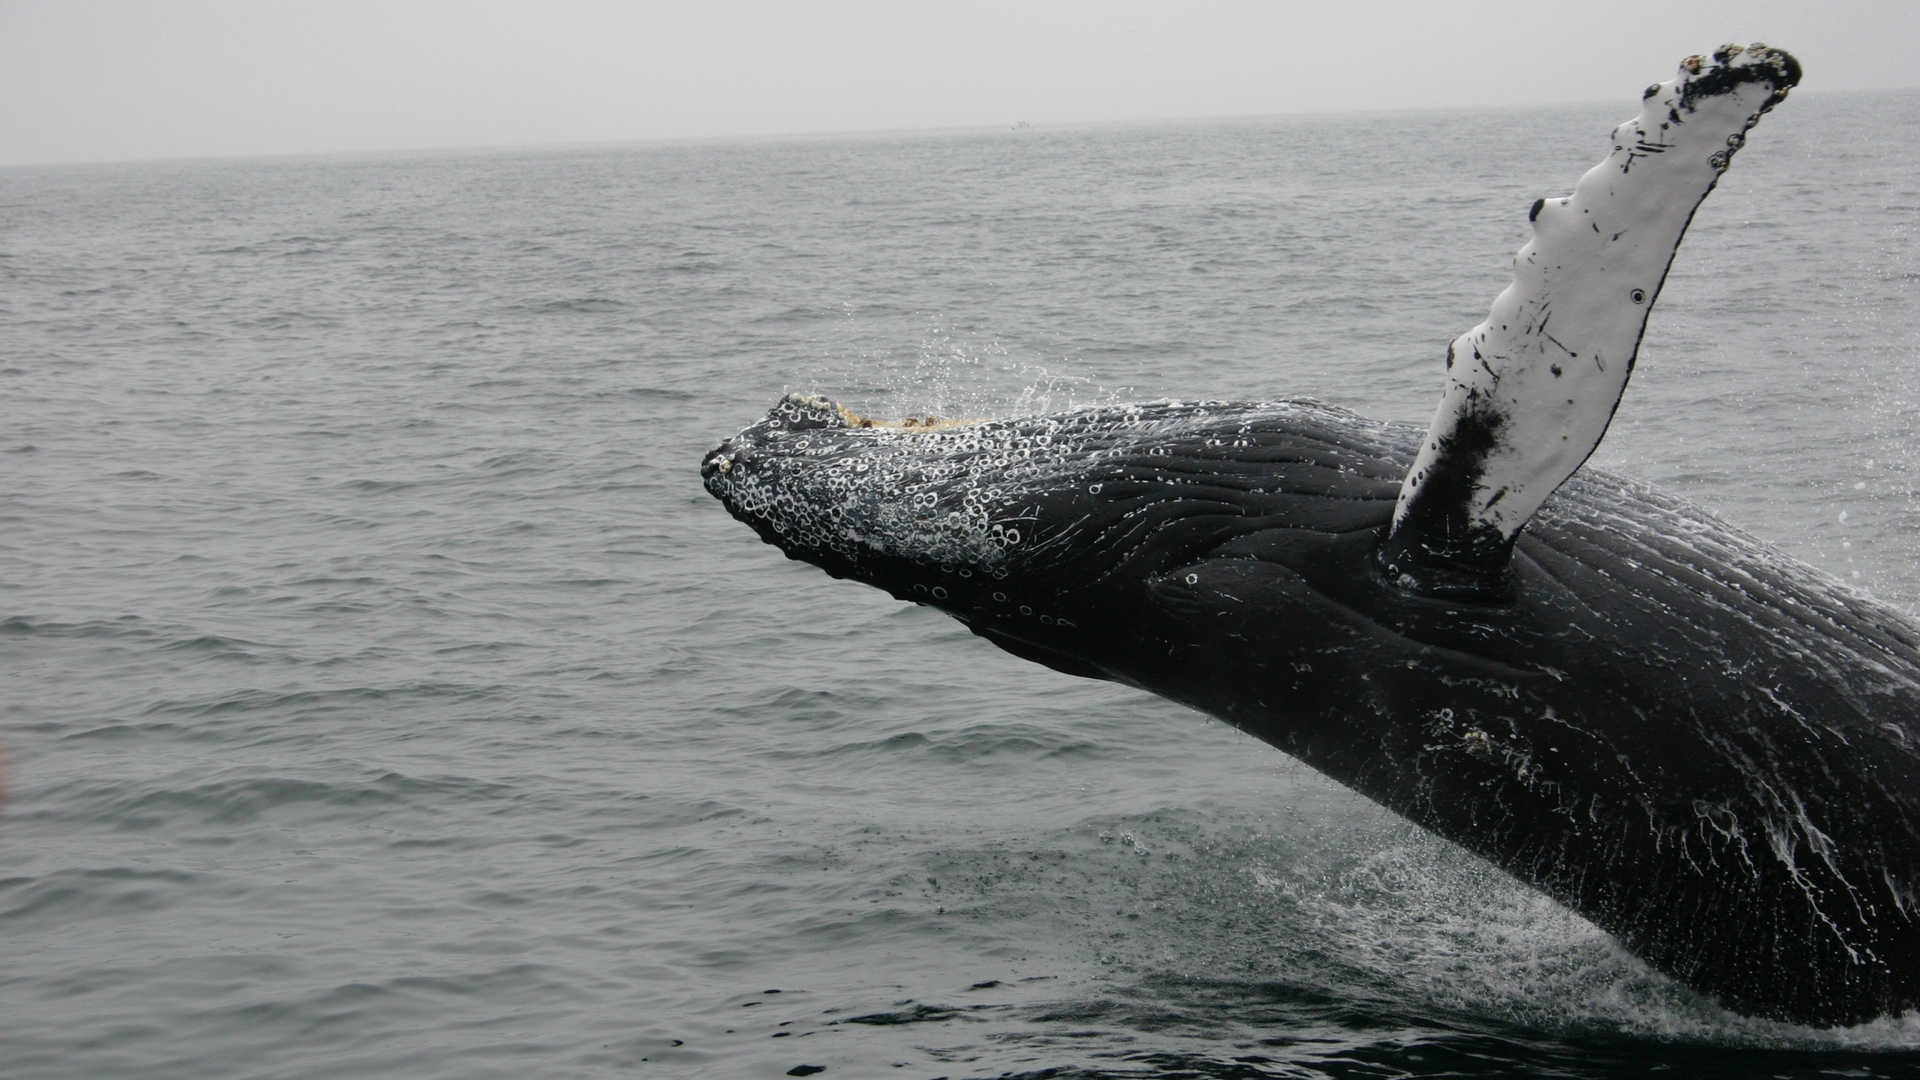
[701,46,1920,1027]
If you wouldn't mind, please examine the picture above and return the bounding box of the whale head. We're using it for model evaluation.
[700,393,1424,693]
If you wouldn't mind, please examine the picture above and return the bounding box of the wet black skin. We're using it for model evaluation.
[702,396,1920,1027]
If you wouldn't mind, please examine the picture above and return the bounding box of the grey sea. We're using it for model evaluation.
[5,88,1919,1078]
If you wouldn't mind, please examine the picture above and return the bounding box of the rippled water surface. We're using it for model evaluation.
[5,88,1920,1078]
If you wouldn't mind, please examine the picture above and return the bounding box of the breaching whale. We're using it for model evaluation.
[701,46,1920,1027]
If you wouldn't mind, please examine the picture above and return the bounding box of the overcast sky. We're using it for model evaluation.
[3,0,1916,167]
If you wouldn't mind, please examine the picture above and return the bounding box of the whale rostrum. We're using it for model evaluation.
[702,47,1920,1027]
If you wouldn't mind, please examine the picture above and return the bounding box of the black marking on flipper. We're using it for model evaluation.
[1375,402,1516,599]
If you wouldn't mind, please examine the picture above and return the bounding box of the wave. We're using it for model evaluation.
[1,614,159,641]
[137,682,511,721]
[0,866,202,924]
[524,297,629,315]
[33,769,521,831]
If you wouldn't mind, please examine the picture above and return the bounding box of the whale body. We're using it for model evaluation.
[703,394,1920,1026]
[699,46,1920,1025]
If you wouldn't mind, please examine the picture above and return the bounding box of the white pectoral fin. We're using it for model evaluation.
[1378,44,1801,598]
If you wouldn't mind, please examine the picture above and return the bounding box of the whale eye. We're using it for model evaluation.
[1629,288,1647,305]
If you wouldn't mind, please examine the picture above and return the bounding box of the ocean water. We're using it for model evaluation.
[4,87,1919,1079]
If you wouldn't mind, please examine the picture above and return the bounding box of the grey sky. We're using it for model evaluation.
[3,0,1916,167]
